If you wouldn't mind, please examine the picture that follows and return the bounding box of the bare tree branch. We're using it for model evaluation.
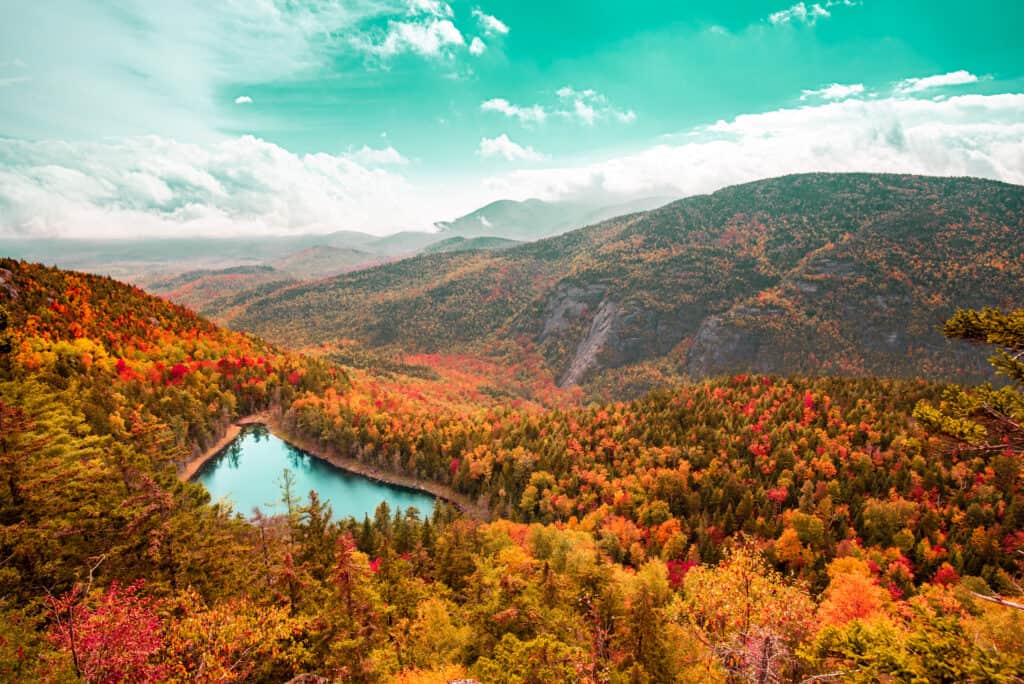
[971,591,1024,612]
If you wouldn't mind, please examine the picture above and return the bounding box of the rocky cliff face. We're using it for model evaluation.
[559,298,617,386]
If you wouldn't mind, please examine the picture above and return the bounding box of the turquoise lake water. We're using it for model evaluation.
[194,425,436,520]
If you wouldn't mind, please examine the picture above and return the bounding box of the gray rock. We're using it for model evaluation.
[560,299,617,386]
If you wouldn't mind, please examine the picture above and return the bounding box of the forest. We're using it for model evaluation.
[0,257,1022,682]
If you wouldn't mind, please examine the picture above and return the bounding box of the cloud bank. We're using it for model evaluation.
[1,93,1022,238]
[479,93,1024,203]
[0,135,420,238]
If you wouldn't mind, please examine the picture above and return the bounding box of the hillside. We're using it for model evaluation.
[271,245,384,280]
[141,248,384,319]
[230,173,1024,393]
[0,258,343,458]
[0,231,430,287]
[145,264,297,314]
[421,235,522,254]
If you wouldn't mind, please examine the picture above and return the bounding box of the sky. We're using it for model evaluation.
[0,0,1022,238]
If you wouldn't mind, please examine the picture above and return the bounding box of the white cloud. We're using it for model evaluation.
[352,1,505,60]
[234,95,253,104]
[479,93,1024,204]
[573,99,597,125]
[555,86,636,126]
[556,86,593,99]
[408,0,454,18]
[800,83,865,100]
[346,145,409,166]
[477,134,545,161]
[472,9,509,35]
[481,98,546,124]
[358,17,465,57]
[3,88,1021,240]
[894,70,980,94]
[0,135,425,238]
[769,2,830,26]
[481,89,635,127]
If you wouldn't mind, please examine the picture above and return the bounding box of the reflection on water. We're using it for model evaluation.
[194,425,436,521]
[225,438,242,469]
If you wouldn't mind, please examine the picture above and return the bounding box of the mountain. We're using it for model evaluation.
[0,235,310,272]
[144,264,297,314]
[271,245,384,280]
[434,195,672,241]
[420,236,522,255]
[230,173,1024,393]
[0,197,666,288]
[138,244,391,321]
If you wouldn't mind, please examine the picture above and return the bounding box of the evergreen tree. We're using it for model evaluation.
[914,307,1024,453]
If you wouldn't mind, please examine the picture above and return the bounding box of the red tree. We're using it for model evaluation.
[48,580,165,684]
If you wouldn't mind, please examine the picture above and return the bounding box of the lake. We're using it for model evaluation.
[194,425,436,519]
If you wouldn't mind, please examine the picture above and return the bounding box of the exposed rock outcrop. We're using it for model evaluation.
[538,283,607,343]
[560,299,617,386]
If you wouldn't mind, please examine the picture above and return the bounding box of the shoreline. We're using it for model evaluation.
[179,414,491,522]
[178,413,267,481]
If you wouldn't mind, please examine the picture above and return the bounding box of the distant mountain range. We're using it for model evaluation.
[223,173,1024,395]
[434,196,672,241]
[0,195,667,310]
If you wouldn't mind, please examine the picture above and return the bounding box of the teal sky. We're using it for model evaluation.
[0,0,1022,237]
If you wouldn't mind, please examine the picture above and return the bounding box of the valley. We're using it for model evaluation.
[1,173,1022,682]
[4,2,1023,680]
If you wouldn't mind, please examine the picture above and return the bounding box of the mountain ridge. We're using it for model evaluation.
[434,195,674,241]
[228,172,1024,395]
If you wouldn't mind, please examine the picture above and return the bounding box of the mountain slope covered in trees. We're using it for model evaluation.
[230,173,1024,395]
[145,265,298,316]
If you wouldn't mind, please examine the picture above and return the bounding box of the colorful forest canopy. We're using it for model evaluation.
[0,258,344,461]
[0,259,1022,682]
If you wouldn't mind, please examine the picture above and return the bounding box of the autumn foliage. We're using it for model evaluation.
[0,259,1022,682]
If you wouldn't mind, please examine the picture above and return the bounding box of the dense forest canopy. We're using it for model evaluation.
[1,254,1022,682]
